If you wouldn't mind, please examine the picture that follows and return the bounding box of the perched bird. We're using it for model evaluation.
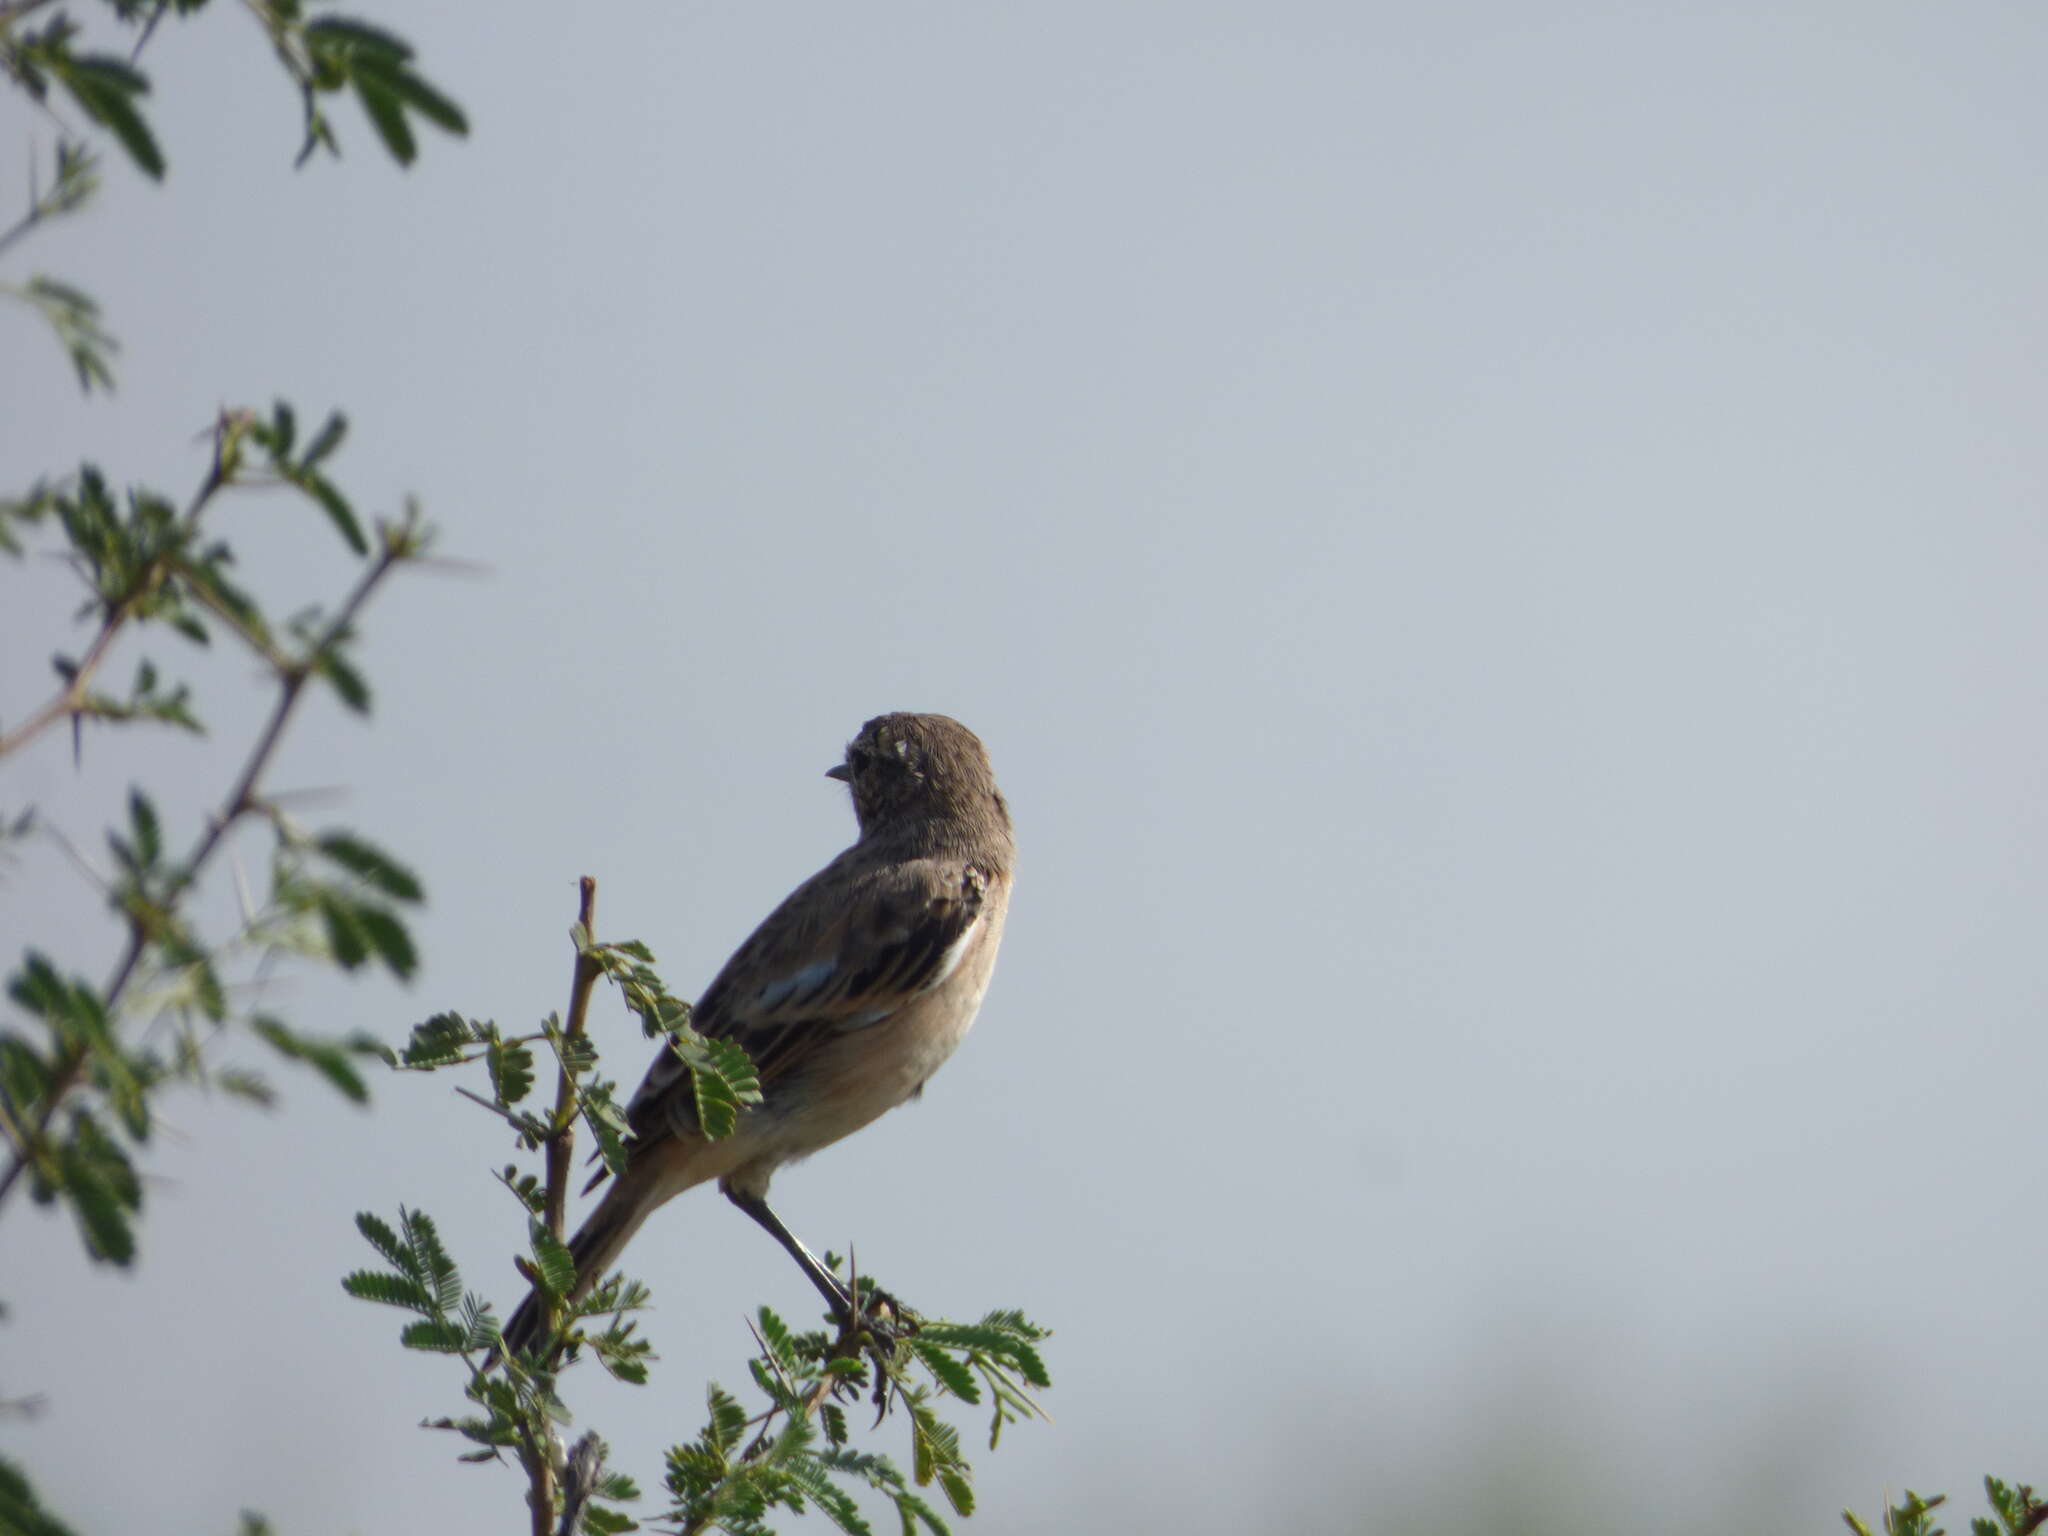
[500,712,1013,1360]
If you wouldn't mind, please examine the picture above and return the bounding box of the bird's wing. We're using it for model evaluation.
[624,853,995,1142]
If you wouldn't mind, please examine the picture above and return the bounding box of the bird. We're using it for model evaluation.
[499,712,1014,1362]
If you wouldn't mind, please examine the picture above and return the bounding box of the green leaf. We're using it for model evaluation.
[530,1220,576,1300]
[936,1473,974,1519]
[788,1461,873,1536]
[315,647,371,713]
[400,1317,469,1352]
[267,400,297,460]
[460,1294,501,1353]
[487,1039,534,1105]
[57,1112,140,1265]
[891,1489,952,1536]
[710,1389,750,1456]
[401,1207,462,1312]
[126,787,160,866]
[215,1068,277,1107]
[383,65,468,135]
[302,15,415,59]
[303,473,366,555]
[185,952,227,1024]
[916,1319,1051,1388]
[663,1029,762,1141]
[300,412,348,470]
[304,1041,369,1103]
[582,1088,630,1176]
[314,832,423,900]
[495,1163,546,1214]
[355,1209,412,1273]
[55,55,165,180]
[911,1341,980,1403]
[317,892,369,969]
[0,1452,84,1536]
[399,1011,486,1066]
[354,78,415,164]
[591,1327,650,1386]
[353,903,418,980]
[341,1268,434,1311]
[251,1016,370,1103]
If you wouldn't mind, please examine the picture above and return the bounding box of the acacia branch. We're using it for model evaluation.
[0,518,414,1210]
[546,876,601,1241]
[522,875,601,1536]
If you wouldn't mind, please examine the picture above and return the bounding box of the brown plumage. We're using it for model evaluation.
[500,713,1013,1360]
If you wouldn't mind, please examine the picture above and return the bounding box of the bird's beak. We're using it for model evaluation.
[825,763,853,782]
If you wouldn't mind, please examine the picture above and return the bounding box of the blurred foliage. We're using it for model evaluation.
[0,406,433,1256]
[350,919,1052,1534]
[1845,1480,2048,1536]
[1,1,460,1528]
[1,0,466,389]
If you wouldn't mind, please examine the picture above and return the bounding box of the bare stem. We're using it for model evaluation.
[545,876,601,1241]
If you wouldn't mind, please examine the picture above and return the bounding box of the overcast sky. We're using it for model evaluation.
[4,3,2047,1532]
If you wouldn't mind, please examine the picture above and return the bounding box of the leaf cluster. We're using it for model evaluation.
[1846,1479,2048,1536]
[660,1295,1050,1536]
[0,1454,81,1536]
[1,6,463,1531]
[4,15,164,179]
[1,1,466,181]
[0,404,400,733]
[2,6,465,398]
[349,920,1051,1534]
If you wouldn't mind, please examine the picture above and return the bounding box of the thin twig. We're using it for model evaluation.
[0,596,136,759]
[455,1085,535,1133]
[0,201,44,262]
[128,0,170,63]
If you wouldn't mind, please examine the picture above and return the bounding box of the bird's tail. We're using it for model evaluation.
[497,1180,657,1363]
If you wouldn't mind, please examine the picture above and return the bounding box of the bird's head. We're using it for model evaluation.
[828,713,1009,840]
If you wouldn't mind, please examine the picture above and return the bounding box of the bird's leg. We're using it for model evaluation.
[724,1186,857,1320]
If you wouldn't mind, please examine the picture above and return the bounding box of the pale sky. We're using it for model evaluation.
[4,4,2047,1532]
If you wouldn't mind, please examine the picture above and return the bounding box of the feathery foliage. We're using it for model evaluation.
[1,5,460,1526]
[351,901,1053,1534]
[1845,1480,2048,1536]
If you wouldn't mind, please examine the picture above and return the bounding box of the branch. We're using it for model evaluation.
[0,513,415,1210]
[0,597,133,759]
[523,875,600,1536]
[546,876,600,1241]
[0,438,234,760]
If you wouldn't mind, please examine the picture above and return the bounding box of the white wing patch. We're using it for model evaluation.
[922,915,980,996]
